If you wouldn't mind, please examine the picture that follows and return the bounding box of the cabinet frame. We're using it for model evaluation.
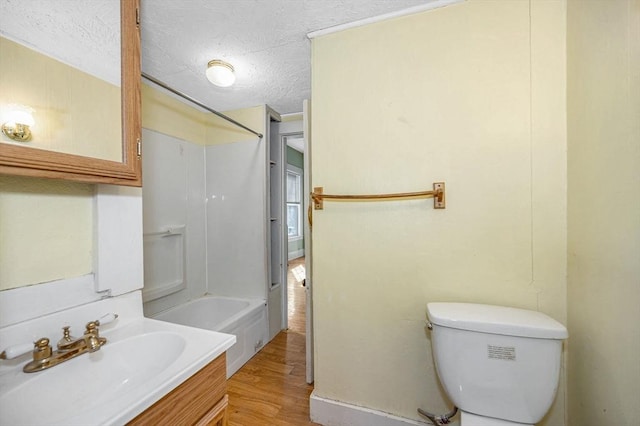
[0,0,142,187]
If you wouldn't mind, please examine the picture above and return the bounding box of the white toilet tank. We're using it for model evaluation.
[427,303,568,425]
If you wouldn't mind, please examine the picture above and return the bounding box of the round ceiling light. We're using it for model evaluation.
[206,59,235,87]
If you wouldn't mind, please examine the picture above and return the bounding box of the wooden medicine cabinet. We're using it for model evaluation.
[0,0,141,186]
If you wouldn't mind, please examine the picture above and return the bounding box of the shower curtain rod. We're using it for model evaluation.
[141,72,264,139]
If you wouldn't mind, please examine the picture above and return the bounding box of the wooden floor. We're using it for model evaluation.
[227,258,321,426]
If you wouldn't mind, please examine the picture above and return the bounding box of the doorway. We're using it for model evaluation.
[281,132,305,330]
[273,103,313,384]
[287,256,306,333]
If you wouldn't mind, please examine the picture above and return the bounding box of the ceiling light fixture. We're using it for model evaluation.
[206,59,235,87]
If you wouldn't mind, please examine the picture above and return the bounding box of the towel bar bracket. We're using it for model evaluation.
[313,187,324,210]
[433,182,446,209]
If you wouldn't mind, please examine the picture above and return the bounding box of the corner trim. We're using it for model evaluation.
[307,0,466,39]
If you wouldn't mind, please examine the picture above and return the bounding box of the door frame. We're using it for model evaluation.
[303,100,313,384]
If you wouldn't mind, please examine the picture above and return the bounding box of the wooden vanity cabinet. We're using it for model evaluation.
[128,353,228,426]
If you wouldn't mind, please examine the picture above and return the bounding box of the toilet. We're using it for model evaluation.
[426,302,568,426]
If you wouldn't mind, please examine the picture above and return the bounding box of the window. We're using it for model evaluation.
[286,168,302,239]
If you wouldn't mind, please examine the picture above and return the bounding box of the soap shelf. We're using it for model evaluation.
[142,225,186,302]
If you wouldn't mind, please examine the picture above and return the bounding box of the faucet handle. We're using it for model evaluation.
[0,342,34,360]
[84,313,118,335]
[32,338,52,361]
[85,320,99,335]
[96,313,118,326]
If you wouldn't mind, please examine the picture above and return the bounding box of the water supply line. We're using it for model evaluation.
[420,320,458,425]
[417,406,458,425]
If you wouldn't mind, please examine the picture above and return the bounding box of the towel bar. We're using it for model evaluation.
[311,182,445,210]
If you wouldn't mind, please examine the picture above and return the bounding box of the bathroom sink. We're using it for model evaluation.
[0,317,235,426]
[0,332,185,424]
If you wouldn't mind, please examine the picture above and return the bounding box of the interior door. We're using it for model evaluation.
[303,99,314,384]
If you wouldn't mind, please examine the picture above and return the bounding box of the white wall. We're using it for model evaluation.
[310,1,567,424]
[205,138,267,300]
[142,84,270,310]
[141,129,208,316]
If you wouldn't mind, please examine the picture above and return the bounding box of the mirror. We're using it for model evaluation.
[0,0,141,186]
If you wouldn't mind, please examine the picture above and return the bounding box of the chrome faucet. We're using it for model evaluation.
[0,313,118,373]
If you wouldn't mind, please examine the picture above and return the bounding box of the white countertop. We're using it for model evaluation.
[0,291,236,425]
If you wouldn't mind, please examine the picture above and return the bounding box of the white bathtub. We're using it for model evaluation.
[152,296,268,377]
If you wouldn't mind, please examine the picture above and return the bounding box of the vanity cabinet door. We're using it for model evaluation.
[128,353,227,425]
[195,394,229,426]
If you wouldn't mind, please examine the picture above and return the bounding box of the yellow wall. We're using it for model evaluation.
[142,83,265,145]
[0,37,121,161]
[0,84,264,292]
[0,36,121,290]
[204,106,266,144]
[141,83,208,145]
[311,0,567,424]
[0,176,93,290]
[567,1,640,425]
[281,112,303,122]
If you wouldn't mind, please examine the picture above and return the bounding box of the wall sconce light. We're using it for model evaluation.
[1,104,35,142]
[206,59,235,87]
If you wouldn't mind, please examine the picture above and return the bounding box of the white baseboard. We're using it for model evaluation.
[288,249,305,260]
[310,392,430,426]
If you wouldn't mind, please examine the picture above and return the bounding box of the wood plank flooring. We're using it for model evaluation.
[227,258,321,426]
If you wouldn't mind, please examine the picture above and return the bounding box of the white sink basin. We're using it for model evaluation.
[1,332,185,424]
[0,318,235,426]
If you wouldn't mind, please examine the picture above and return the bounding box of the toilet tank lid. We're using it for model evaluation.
[427,303,568,339]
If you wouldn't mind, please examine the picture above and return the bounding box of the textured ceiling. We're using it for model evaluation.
[141,0,430,114]
[1,1,435,115]
[0,0,120,86]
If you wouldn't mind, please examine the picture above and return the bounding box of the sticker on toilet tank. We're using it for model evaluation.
[487,345,516,361]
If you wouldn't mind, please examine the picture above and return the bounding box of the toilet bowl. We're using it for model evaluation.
[426,303,568,426]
